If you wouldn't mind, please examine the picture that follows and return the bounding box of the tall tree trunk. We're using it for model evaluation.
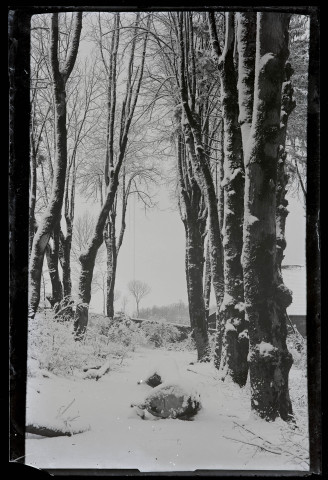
[217,13,248,386]
[217,120,225,235]
[45,222,63,310]
[178,134,210,362]
[276,62,296,268]
[178,13,224,368]
[104,215,117,318]
[28,13,82,317]
[29,145,37,256]
[59,222,74,319]
[242,12,293,421]
[203,239,211,323]
[59,225,72,299]
[184,221,211,361]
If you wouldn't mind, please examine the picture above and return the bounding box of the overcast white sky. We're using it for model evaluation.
[73,186,306,315]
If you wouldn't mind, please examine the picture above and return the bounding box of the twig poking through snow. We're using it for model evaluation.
[222,436,282,455]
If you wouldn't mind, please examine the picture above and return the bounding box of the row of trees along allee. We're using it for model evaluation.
[28,11,307,422]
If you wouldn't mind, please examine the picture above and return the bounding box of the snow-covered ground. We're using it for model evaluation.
[25,347,309,472]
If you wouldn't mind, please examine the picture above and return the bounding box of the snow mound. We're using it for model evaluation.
[137,381,201,420]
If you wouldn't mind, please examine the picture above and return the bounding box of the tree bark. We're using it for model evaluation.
[276,62,296,268]
[59,224,72,299]
[28,13,82,317]
[104,214,117,318]
[45,223,63,310]
[178,13,224,368]
[178,134,210,362]
[242,12,293,421]
[203,239,211,323]
[29,145,37,256]
[218,13,248,386]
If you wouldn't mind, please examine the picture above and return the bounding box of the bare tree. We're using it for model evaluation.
[29,12,82,317]
[177,12,225,367]
[128,280,151,317]
[74,13,150,336]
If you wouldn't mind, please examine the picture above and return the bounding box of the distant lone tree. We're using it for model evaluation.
[128,280,151,317]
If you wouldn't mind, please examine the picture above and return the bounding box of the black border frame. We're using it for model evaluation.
[8,3,321,476]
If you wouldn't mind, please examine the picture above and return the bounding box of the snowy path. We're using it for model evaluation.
[25,347,308,472]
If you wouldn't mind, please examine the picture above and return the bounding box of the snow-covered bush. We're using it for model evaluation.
[140,320,180,347]
[27,311,147,377]
[28,310,98,376]
[287,330,307,370]
[105,316,148,350]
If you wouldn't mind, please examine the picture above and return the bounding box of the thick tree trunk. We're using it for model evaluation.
[217,13,249,386]
[184,222,211,362]
[236,13,257,148]
[276,63,296,268]
[45,223,63,310]
[242,12,293,421]
[28,13,82,317]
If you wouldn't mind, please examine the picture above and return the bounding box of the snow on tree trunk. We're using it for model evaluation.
[29,147,37,256]
[74,175,119,335]
[59,227,72,299]
[184,220,210,362]
[217,13,248,386]
[28,13,82,317]
[45,223,63,310]
[203,239,211,323]
[276,62,296,268]
[104,216,117,319]
[236,13,257,148]
[178,13,224,368]
[242,12,293,421]
[177,134,210,362]
[182,124,224,366]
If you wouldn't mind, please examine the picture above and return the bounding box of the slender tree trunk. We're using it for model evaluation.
[242,12,293,421]
[217,120,225,235]
[178,13,224,368]
[45,223,63,310]
[60,233,72,298]
[182,122,224,367]
[45,250,62,308]
[29,145,37,256]
[203,239,211,323]
[215,13,248,386]
[177,133,210,362]
[184,222,211,361]
[104,215,117,318]
[59,221,73,319]
[74,176,119,335]
[28,13,82,317]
